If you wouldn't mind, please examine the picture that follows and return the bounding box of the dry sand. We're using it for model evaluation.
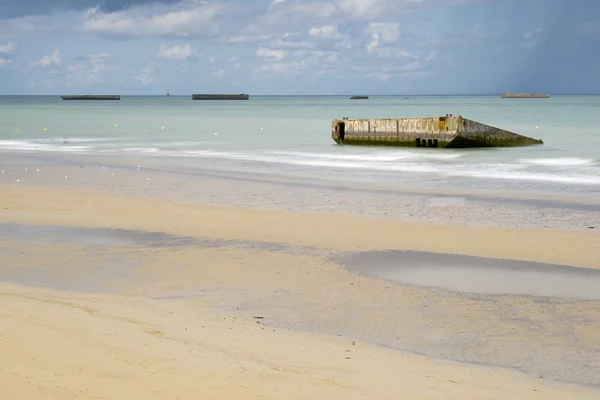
[1,184,600,399]
[2,185,599,268]
[1,282,595,400]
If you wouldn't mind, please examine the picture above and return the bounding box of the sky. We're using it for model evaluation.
[0,0,599,95]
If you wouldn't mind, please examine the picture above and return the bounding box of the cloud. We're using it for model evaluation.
[0,0,184,19]
[268,0,287,11]
[257,47,286,61]
[156,43,193,61]
[212,68,225,77]
[256,49,340,77]
[308,25,342,39]
[366,22,400,52]
[31,48,62,67]
[80,1,222,38]
[371,48,416,58]
[0,43,16,54]
[64,53,116,85]
[367,72,392,81]
[0,42,15,66]
[134,64,155,85]
[272,39,315,49]
[337,0,395,19]
[227,34,278,44]
[425,50,436,61]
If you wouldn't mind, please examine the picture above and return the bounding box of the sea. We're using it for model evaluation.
[1,95,599,197]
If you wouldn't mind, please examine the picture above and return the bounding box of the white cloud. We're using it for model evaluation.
[80,1,222,38]
[31,49,62,67]
[0,43,15,67]
[272,39,315,49]
[0,43,16,54]
[372,48,416,58]
[366,23,400,52]
[209,57,216,64]
[308,25,342,39]
[367,72,392,81]
[356,60,425,74]
[157,43,193,61]
[268,0,287,10]
[257,47,286,61]
[310,51,339,63]
[256,60,309,75]
[256,48,341,77]
[134,65,155,85]
[227,34,278,44]
[65,54,117,86]
[337,0,390,19]
[212,69,225,77]
[425,50,436,61]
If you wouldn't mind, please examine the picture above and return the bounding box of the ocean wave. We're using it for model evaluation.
[0,140,92,152]
[518,157,595,166]
[32,137,112,144]
[455,170,600,185]
[264,150,464,162]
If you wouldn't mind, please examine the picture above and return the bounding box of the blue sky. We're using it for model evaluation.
[0,0,598,95]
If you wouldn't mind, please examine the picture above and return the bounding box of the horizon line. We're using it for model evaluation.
[1,93,598,97]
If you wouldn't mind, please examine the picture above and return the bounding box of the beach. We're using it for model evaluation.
[1,95,600,398]
[1,152,600,399]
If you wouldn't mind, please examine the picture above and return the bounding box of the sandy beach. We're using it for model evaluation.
[1,156,600,399]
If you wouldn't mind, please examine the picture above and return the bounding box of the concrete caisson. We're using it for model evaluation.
[331,115,543,148]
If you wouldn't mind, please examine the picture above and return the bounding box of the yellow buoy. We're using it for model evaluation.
[535,125,539,129]
[161,126,165,131]
[16,130,21,134]
[114,124,119,128]
[142,129,148,133]
[260,127,264,131]
[43,128,48,132]
[214,132,218,136]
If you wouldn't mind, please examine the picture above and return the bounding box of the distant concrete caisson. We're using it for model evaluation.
[501,93,550,98]
[192,94,249,100]
[61,95,120,100]
[332,115,543,148]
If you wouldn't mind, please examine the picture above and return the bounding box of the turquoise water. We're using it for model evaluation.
[1,95,599,195]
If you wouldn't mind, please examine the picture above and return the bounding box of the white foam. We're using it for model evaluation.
[0,140,91,153]
[454,170,600,186]
[265,150,464,162]
[518,157,595,166]
[33,137,111,144]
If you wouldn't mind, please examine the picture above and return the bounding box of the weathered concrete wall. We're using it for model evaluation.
[332,115,543,148]
[453,118,543,147]
[192,94,249,100]
[61,95,120,100]
[334,116,462,147]
[501,93,550,98]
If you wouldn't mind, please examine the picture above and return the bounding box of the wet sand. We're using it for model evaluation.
[2,152,600,231]
[340,250,600,300]
[1,153,600,398]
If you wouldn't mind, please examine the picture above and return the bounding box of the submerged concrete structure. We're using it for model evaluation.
[501,93,550,98]
[331,115,543,148]
[350,96,369,99]
[192,94,249,100]
[61,95,120,100]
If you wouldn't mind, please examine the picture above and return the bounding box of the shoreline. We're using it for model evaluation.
[1,152,599,232]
